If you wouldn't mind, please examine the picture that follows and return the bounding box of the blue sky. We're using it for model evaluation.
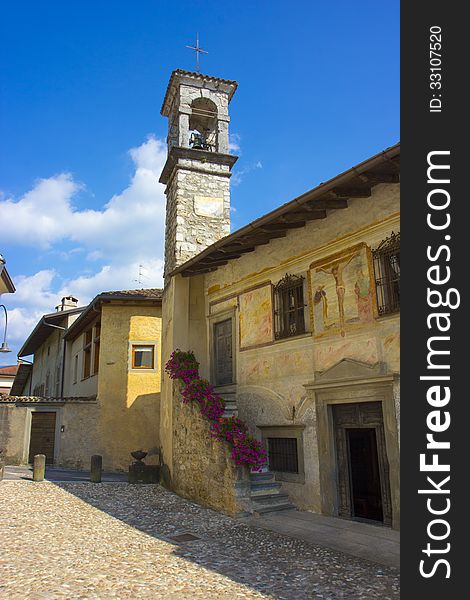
[0,1,399,364]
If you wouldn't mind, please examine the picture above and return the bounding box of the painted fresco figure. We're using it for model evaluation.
[313,285,328,333]
[354,267,373,322]
[318,253,357,336]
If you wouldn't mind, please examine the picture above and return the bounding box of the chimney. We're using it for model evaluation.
[56,295,78,312]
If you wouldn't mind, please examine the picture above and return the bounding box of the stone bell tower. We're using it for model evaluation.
[159,70,238,278]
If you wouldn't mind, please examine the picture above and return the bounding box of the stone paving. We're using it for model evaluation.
[0,481,400,599]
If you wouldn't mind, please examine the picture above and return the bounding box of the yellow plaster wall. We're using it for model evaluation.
[201,183,400,512]
[66,328,99,398]
[95,303,162,471]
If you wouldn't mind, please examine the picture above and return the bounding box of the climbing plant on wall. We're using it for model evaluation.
[165,350,267,470]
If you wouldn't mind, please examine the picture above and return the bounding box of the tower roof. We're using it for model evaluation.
[161,69,238,116]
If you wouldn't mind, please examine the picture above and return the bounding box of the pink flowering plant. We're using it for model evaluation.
[211,416,267,471]
[181,378,225,421]
[165,349,199,383]
[165,350,267,471]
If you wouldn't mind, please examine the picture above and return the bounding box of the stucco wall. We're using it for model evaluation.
[0,402,99,468]
[95,303,162,471]
[202,183,400,513]
[0,405,28,463]
[171,385,250,516]
[29,311,81,398]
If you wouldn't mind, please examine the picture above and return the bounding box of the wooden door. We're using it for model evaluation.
[214,319,233,385]
[29,412,56,464]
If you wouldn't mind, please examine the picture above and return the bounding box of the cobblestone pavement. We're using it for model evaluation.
[0,481,400,599]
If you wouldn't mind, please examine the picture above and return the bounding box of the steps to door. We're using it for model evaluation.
[250,471,295,514]
[215,386,296,515]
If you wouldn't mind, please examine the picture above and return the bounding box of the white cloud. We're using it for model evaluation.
[0,136,167,261]
[228,133,241,154]
[0,136,167,364]
[231,160,263,187]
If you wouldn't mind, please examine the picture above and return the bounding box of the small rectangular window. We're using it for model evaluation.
[267,437,299,473]
[132,345,155,369]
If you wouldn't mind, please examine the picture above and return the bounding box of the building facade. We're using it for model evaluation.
[159,70,400,528]
[1,290,162,471]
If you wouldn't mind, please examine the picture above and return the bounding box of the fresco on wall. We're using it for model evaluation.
[314,337,380,372]
[310,243,376,338]
[239,284,273,349]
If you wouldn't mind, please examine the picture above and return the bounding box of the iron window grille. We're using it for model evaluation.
[273,274,306,340]
[372,231,400,316]
[267,437,299,473]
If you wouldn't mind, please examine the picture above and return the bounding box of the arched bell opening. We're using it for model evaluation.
[189,97,218,151]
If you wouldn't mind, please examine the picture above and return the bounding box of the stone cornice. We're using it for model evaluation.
[159,146,238,185]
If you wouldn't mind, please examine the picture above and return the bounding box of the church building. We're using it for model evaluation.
[159,70,400,529]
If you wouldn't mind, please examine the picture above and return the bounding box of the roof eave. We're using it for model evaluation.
[170,143,400,278]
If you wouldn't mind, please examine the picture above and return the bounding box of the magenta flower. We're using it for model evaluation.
[165,350,268,470]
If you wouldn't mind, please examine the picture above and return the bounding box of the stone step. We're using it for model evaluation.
[253,502,296,515]
[223,409,237,418]
[250,472,276,483]
[251,492,291,506]
[250,481,283,496]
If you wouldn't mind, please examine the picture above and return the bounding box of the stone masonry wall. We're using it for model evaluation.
[164,163,231,275]
[171,385,250,516]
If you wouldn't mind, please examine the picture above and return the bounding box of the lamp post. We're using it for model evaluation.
[0,304,12,353]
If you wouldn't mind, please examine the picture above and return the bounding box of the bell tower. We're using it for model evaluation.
[160,70,238,278]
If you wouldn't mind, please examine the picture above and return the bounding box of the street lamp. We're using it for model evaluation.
[0,304,12,353]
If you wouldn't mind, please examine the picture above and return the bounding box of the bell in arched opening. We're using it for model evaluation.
[189,97,218,151]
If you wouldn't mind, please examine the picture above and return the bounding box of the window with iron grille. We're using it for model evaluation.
[267,437,299,473]
[373,232,400,316]
[273,274,306,339]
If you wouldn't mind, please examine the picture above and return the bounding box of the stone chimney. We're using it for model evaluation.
[55,295,78,312]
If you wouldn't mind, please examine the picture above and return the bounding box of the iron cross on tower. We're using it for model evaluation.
[185,33,208,73]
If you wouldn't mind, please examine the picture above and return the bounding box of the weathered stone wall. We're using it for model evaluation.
[0,402,100,468]
[57,403,100,469]
[165,74,233,153]
[0,405,28,463]
[164,164,231,275]
[171,386,250,516]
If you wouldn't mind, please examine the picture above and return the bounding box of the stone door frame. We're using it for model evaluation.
[304,359,400,530]
[332,402,392,526]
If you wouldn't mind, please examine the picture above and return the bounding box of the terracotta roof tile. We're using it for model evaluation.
[0,365,18,376]
[0,395,97,404]
[100,288,163,299]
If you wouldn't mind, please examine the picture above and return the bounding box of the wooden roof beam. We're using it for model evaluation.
[261,222,306,232]
[306,198,348,210]
[280,210,327,222]
[357,171,400,184]
[329,187,372,198]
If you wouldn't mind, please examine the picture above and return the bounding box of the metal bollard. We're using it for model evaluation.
[33,454,46,481]
[90,454,102,483]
